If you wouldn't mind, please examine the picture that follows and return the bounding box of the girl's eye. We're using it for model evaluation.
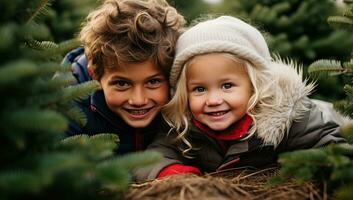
[222,83,233,89]
[115,80,131,90]
[147,78,162,88]
[193,87,205,93]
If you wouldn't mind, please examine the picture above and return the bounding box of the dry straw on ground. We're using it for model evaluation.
[123,168,327,200]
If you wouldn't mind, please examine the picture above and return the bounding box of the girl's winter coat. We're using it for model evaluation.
[134,60,347,181]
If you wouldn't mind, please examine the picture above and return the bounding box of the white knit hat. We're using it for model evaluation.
[170,16,272,88]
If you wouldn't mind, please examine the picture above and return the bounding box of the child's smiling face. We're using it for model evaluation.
[99,59,168,128]
[186,53,253,131]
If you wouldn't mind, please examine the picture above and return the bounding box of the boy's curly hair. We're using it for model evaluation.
[79,0,185,80]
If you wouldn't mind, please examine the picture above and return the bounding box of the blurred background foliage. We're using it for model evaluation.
[179,0,353,101]
[209,0,353,101]
[42,0,351,101]
[44,0,99,42]
[43,0,344,101]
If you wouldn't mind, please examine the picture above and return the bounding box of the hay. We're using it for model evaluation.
[123,168,327,200]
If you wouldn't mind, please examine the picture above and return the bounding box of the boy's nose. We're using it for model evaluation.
[128,87,148,106]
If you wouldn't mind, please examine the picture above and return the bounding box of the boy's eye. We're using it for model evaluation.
[115,80,131,89]
[222,83,233,89]
[147,78,162,88]
[193,87,205,93]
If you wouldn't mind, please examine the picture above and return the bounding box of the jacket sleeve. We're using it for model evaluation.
[280,99,347,151]
[61,47,91,136]
[133,132,187,182]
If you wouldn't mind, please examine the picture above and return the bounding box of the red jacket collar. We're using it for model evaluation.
[192,114,252,141]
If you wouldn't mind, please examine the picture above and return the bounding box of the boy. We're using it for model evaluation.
[63,0,185,154]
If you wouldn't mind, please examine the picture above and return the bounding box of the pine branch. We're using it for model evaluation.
[0,60,37,84]
[343,5,353,19]
[60,80,100,103]
[96,165,131,193]
[308,59,345,76]
[27,40,58,50]
[63,105,87,127]
[26,0,53,25]
[0,171,41,194]
[32,73,76,93]
[104,151,162,170]
[334,100,353,118]
[328,16,353,30]
[57,134,119,161]
[27,39,81,54]
[5,109,67,133]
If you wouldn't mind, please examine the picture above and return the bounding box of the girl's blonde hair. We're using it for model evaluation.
[162,53,281,156]
[79,0,185,80]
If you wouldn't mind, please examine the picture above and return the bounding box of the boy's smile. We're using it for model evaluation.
[99,59,168,128]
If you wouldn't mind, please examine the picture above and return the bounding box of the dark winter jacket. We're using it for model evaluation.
[62,47,167,154]
[134,59,348,181]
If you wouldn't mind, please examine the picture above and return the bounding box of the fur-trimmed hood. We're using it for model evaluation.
[253,59,315,147]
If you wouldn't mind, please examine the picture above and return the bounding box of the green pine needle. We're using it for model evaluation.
[60,81,100,103]
[0,60,38,84]
[98,166,131,193]
[308,59,345,75]
[27,40,58,50]
[58,134,119,160]
[0,170,42,193]
[103,151,162,170]
[328,16,353,30]
[64,106,87,127]
[26,0,53,25]
[7,109,68,133]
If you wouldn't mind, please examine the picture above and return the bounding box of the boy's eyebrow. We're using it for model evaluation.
[110,72,164,80]
[145,72,165,79]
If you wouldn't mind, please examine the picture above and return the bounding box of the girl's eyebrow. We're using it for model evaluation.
[187,80,203,85]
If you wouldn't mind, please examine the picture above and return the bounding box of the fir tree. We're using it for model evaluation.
[169,0,209,23]
[43,0,99,42]
[273,2,353,199]
[0,1,160,199]
[211,0,353,100]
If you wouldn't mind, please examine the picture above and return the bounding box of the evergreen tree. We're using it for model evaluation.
[169,0,209,23]
[44,0,98,42]
[273,2,353,199]
[0,1,160,199]
[211,0,353,100]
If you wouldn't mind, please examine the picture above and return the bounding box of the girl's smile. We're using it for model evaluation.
[186,53,253,131]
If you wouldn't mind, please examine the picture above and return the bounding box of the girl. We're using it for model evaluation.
[63,0,185,154]
[134,16,346,181]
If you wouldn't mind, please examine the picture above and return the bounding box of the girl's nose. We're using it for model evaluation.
[205,92,223,106]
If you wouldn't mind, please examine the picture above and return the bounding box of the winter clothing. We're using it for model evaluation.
[133,16,347,181]
[134,58,346,181]
[192,114,252,141]
[157,164,201,178]
[170,16,272,88]
[62,47,167,154]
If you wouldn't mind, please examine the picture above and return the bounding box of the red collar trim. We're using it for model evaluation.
[192,114,252,141]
